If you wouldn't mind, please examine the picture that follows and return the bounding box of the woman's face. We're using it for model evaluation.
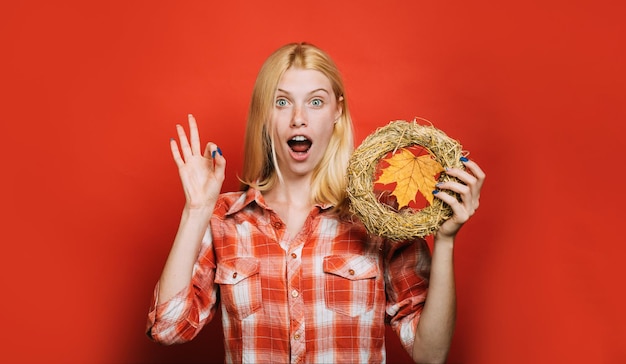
[270,67,342,180]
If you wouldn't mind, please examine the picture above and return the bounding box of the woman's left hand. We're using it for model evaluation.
[433,158,486,240]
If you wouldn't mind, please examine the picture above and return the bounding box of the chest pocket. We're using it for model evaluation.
[323,254,378,317]
[215,257,262,320]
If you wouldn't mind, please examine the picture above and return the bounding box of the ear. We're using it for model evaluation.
[334,95,344,124]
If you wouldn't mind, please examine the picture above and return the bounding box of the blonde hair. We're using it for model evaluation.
[240,43,354,216]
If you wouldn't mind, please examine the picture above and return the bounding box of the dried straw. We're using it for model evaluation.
[346,119,465,240]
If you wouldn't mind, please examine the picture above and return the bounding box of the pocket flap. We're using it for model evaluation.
[323,254,378,280]
[215,257,260,285]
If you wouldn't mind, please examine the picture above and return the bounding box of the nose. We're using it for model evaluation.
[291,106,307,127]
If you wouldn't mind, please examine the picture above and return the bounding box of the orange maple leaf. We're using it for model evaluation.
[375,148,444,208]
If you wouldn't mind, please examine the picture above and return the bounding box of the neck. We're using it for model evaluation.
[262,176,315,237]
[264,176,313,208]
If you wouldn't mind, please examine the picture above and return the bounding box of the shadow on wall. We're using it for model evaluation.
[137,313,226,364]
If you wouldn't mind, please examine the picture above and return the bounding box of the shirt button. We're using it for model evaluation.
[291,289,299,298]
[232,272,238,279]
[348,269,355,276]
[291,253,297,259]
[273,221,282,229]
[294,334,300,340]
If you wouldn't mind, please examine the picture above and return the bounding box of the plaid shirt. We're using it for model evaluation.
[147,188,431,363]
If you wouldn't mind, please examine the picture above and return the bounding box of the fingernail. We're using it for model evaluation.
[436,182,443,187]
[170,138,175,142]
[217,147,222,156]
[212,150,216,159]
[460,156,469,162]
[432,190,439,195]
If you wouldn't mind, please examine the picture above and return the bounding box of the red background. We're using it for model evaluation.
[2,1,624,363]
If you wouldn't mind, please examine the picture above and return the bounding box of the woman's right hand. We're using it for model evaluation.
[170,114,226,210]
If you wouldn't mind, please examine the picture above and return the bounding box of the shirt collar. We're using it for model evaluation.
[225,187,333,216]
[225,188,263,216]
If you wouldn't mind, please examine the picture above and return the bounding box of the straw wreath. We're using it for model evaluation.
[346,119,465,240]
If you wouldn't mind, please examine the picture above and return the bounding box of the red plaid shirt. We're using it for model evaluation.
[147,188,431,363]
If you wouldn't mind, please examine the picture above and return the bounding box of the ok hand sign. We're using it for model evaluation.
[170,114,226,210]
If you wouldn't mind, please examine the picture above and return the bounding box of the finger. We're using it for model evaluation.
[433,190,469,223]
[204,142,226,181]
[176,123,192,161]
[445,166,477,187]
[439,172,481,211]
[188,114,202,156]
[203,142,217,171]
[436,180,470,199]
[203,142,220,159]
[437,180,476,213]
[204,140,226,160]
[169,138,184,167]
[461,158,486,188]
[212,146,226,181]
[456,158,485,208]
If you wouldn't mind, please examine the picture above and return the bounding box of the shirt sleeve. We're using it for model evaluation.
[384,237,432,354]
[146,226,219,345]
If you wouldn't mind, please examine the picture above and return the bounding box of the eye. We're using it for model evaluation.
[276,98,289,107]
[310,98,323,107]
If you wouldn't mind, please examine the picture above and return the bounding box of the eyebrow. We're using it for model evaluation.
[276,88,331,96]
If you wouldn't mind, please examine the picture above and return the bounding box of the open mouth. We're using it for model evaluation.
[287,135,312,153]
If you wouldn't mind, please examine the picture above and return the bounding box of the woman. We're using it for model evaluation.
[147,42,485,364]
